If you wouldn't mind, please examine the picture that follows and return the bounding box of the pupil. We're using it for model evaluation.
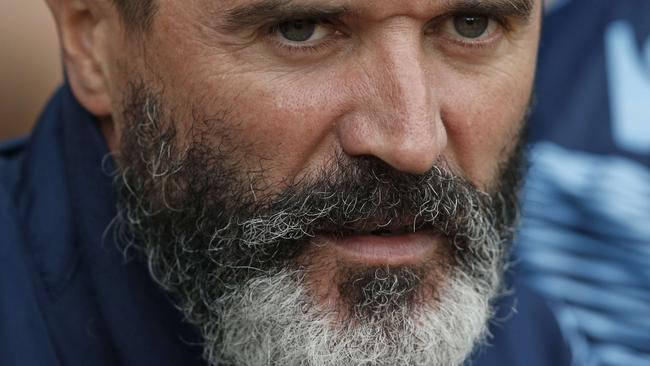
[279,20,316,42]
[453,16,489,38]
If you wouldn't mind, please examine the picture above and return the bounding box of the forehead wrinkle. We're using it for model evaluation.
[442,0,536,16]
[347,0,536,22]
[221,0,350,32]
[446,0,534,9]
[221,0,536,27]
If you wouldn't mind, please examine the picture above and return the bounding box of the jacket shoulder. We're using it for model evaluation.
[0,137,62,365]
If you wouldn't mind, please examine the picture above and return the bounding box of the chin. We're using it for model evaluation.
[203,265,494,366]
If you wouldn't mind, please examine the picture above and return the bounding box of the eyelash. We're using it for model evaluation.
[444,14,510,48]
[266,20,342,54]
[436,15,506,50]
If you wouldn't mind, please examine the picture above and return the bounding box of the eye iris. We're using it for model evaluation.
[453,16,489,38]
[279,20,316,42]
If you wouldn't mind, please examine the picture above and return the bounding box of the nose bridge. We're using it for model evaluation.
[377,37,431,125]
[338,29,445,175]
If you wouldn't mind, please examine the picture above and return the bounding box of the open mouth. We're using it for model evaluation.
[369,225,418,236]
[328,218,430,238]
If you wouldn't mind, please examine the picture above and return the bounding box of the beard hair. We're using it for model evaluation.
[114,82,525,366]
[210,268,492,366]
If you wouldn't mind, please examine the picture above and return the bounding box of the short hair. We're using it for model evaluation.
[112,0,156,31]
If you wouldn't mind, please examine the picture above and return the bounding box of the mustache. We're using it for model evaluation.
[231,154,495,250]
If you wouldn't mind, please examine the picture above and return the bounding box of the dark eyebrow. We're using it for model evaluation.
[445,0,536,21]
[220,0,536,33]
[221,0,347,33]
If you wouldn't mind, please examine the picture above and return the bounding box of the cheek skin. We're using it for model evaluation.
[181,68,354,190]
[122,4,356,190]
[438,39,539,190]
[441,67,532,190]
[218,70,352,183]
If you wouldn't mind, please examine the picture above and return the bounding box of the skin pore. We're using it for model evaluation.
[47,0,541,364]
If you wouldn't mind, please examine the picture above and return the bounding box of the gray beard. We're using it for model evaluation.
[133,195,504,366]
[114,85,523,366]
[200,268,495,366]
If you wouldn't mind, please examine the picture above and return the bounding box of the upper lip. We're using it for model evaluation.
[330,217,431,236]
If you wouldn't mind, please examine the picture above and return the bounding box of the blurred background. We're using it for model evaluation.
[0,0,61,140]
[514,1,650,366]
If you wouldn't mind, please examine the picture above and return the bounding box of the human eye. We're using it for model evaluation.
[267,19,341,53]
[435,14,505,49]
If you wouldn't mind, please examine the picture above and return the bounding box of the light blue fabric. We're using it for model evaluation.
[518,143,650,366]
[606,20,650,154]
[517,1,650,364]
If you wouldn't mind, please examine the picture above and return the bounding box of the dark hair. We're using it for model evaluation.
[112,0,156,30]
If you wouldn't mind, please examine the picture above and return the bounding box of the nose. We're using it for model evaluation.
[337,33,447,175]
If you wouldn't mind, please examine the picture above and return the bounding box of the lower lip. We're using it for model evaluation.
[323,232,440,265]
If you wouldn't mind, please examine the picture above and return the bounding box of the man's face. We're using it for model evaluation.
[103,0,541,365]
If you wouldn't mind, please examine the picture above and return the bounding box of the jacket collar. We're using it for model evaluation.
[17,84,117,298]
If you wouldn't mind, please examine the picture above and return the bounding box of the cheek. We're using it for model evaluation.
[192,68,351,183]
[141,9,351,185]
[440,66,532,189]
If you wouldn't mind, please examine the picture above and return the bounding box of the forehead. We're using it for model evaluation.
[197,0,538,21]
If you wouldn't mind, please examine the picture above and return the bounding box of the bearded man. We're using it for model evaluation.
[0,0,570,365]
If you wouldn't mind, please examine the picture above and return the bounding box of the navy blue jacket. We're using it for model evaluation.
[0,86,571,365]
